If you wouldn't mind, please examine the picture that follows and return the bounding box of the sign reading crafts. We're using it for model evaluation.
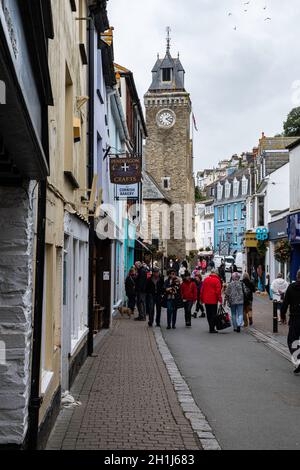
[110,158,142,184]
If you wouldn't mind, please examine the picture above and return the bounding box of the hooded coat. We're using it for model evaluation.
[271,278,289,302]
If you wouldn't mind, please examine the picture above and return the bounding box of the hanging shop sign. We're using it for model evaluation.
[116,184,139,200]
[256,227,269,241]
[110,158,142,184]
[244,232,258,248]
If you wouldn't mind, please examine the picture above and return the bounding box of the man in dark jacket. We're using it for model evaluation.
[125,267,136,315]
[134,261,148,321]
[146,268,164,327]
[164,269,181,329]
[281,270,300,374]
[218,261,226,284]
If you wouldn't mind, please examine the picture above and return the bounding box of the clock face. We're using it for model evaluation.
[156,109,176,128]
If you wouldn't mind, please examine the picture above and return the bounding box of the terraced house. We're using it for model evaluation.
[213,169,250,256]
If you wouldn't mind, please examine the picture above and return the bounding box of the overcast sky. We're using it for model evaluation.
[108,0,300,172]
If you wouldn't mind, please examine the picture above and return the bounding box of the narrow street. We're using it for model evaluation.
[2,0,300,453]
[46,320,201,451]
[46,295,300,451]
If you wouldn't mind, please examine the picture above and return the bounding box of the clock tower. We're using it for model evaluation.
[144,33,195,260]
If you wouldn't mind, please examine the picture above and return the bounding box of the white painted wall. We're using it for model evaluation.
[289,144,300,213]
[195,204,214,250]
[264,163,289,225]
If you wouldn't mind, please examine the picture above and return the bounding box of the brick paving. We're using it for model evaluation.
[46,319,201,450]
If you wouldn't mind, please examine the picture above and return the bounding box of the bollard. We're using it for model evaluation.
[273,301,278,333]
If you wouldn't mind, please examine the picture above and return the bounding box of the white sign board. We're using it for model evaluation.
[103,271,110,281]
[116,184,139,200]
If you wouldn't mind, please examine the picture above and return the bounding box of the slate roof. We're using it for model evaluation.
[142,172,172,204]
[259,135,298,152]
[212,168,250,203]
[262,151,289,176]
[148,51,185,92]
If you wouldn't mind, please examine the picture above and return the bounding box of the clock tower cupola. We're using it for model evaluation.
[144,29,195,260]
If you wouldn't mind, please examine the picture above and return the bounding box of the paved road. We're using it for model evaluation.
[46,319,201,451]
[162,307,300,450]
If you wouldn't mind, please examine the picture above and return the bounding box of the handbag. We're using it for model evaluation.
[216,305,232,331]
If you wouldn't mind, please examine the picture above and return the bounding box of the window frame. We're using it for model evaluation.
[162,68,172,82]
[162,177,171,191]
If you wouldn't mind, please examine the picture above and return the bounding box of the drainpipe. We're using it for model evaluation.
[87,16,95,357]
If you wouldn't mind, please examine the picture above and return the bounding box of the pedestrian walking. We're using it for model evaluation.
[125,267,136,315]
[180,272,197,327]
[134,261,148,321]
[271,273,289,323]
[257,265,266,292]
[242,273,256,327]
[251,266,257,287]
[281,270,300,374]
[201,258,207,274]
[225,272,244,333]
[174,258,180,276]
[179,260,188,278]
[200,269,222,334]
[208,258,215,269]
[168,258,179,275]
[163,269,181,330]
[193,273,205,318]
[146,267,164,327]
[218,261,226,284]
[265,273,271,298]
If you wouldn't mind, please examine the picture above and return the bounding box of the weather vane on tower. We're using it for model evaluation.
[166,26,171,52]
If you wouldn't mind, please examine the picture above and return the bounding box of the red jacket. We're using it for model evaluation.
[200,274,222,305]
[180,280,197,302]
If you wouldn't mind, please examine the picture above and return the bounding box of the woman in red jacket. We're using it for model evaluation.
[180,272,197,327]
[200,269,223,334]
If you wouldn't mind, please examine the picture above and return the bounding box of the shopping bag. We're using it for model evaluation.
[216,305,232,331]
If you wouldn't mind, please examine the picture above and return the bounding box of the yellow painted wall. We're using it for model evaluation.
[39,0,89,425]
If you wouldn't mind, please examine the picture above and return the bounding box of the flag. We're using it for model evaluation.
[192,112,198,132]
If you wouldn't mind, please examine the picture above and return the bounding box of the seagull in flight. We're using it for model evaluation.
[264,17,272,21]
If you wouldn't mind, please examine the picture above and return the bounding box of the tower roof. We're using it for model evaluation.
[148,29,186,93]
[148,51,186,92]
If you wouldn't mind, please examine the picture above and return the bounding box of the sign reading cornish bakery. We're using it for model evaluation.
[110,158,142,184]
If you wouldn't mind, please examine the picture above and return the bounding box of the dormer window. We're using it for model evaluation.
[225,180,231,199]
[162,68,172,82]
[242,176,248,196]
[233,178,240,198]
[217,183,223,201]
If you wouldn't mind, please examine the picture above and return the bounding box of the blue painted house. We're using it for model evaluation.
[212,169,250,255]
